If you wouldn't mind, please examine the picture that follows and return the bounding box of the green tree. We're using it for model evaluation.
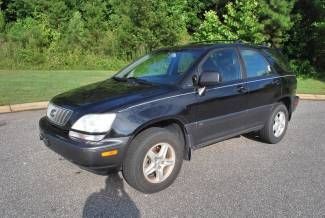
[0,0,322,73]
[4,0,75,28]
[62,11,87,50]
[184,0,228,33]
[285,0,325,75]
[194,0,266,43]
[258,0,296,46]
[80,0,111,43]
[0,10,5,32]
[109,0,188,58]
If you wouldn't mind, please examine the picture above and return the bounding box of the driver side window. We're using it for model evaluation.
[201,48,241,83]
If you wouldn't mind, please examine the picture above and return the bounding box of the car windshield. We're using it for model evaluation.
[114,49,205,85]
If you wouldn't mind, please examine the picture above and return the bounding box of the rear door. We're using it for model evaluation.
[190,47,249,147]
[238,47,282,128]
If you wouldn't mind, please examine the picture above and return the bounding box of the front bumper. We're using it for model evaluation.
[39,117,130,174]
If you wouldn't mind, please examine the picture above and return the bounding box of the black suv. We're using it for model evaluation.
[39,42,299,193]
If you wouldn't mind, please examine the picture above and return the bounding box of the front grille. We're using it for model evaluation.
[46,103,73,126]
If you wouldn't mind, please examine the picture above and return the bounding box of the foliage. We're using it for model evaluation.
[184,0,228,33]
[0,10,4,32]
[194,0,296,46]
[284,0,325,76]
[289,59,317,78]
[0,0,323,77]
[6,15,55,49]
[258,0,296,46]
[108,0,188,58]
[194,0,266,43]
[62,11,87,50]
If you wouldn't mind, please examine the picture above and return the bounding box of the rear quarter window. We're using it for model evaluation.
[262,48,291,73]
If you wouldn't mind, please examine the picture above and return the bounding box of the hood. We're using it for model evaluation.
[51,78,172,113]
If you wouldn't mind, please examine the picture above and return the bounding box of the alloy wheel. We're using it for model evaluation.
[142,143,176,183]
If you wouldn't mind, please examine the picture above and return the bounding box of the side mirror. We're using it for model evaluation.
[198,72,221,87]
[192,75,199,86]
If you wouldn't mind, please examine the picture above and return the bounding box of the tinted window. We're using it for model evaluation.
[177,52,200,74]
[114,50,204,85]
[240,49,272,78]
[131,53,171,77]
[201,48,241,82]
[262,48,290,72]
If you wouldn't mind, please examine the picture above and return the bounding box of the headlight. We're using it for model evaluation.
[71,113,116,133]
[69,113,116,142]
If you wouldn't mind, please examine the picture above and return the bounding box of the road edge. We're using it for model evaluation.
[297,94,325,101]
[0,94,324,114]
[0,101,48,114]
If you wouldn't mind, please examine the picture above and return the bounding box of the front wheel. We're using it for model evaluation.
[122,127,184,193]
[259,103,289,144]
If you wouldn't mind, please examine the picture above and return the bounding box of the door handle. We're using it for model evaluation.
[236,85,248,93]
[272,79,281,85]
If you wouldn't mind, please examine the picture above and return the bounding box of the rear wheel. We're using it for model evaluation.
[122,127,184,193]
[259,103,289,144]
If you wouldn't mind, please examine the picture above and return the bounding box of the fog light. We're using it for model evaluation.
[101,150,118,157]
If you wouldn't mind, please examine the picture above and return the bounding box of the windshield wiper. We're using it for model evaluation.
[112,76,127,82]
[113,76,153,85]
[126,77,152,85]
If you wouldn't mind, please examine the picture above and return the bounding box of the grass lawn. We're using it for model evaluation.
[297,77,325,95]
[0,70,114,105]
[1,70,325,106]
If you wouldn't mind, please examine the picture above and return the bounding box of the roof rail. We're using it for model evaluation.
[189,39,272,48]
[189,39,243,44]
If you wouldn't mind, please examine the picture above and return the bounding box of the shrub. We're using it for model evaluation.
[6,15,57,49]
[289,59,317,78]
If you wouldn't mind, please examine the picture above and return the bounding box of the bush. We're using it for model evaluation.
[289,59,317,78]
[0,0,322,74]
[6,16,56,49]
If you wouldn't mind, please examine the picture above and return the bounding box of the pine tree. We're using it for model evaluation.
[258,0,296,46]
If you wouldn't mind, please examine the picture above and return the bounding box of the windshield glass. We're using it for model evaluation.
[114,50,205,85]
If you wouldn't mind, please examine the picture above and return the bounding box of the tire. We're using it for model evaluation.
[259,103,289,144]
[122,127,184,193]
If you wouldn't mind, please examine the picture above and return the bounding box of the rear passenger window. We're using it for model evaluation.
[240,49,272,78]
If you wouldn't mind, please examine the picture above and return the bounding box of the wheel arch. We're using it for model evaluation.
[277,96,292,120]
[130,117,192,161]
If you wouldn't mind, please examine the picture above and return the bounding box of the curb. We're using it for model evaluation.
[0,105,11,113]
[0,101,48,114]
[297,94,325,101]
[0,94,324,114]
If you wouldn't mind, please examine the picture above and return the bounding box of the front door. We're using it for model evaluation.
[191,47,248,147]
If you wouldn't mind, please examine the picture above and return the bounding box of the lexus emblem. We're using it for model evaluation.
[50,109,57,118]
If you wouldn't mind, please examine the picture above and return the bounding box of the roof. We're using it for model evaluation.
[159,40,271,51]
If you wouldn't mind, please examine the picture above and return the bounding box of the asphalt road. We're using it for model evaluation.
[1,100,325,217]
